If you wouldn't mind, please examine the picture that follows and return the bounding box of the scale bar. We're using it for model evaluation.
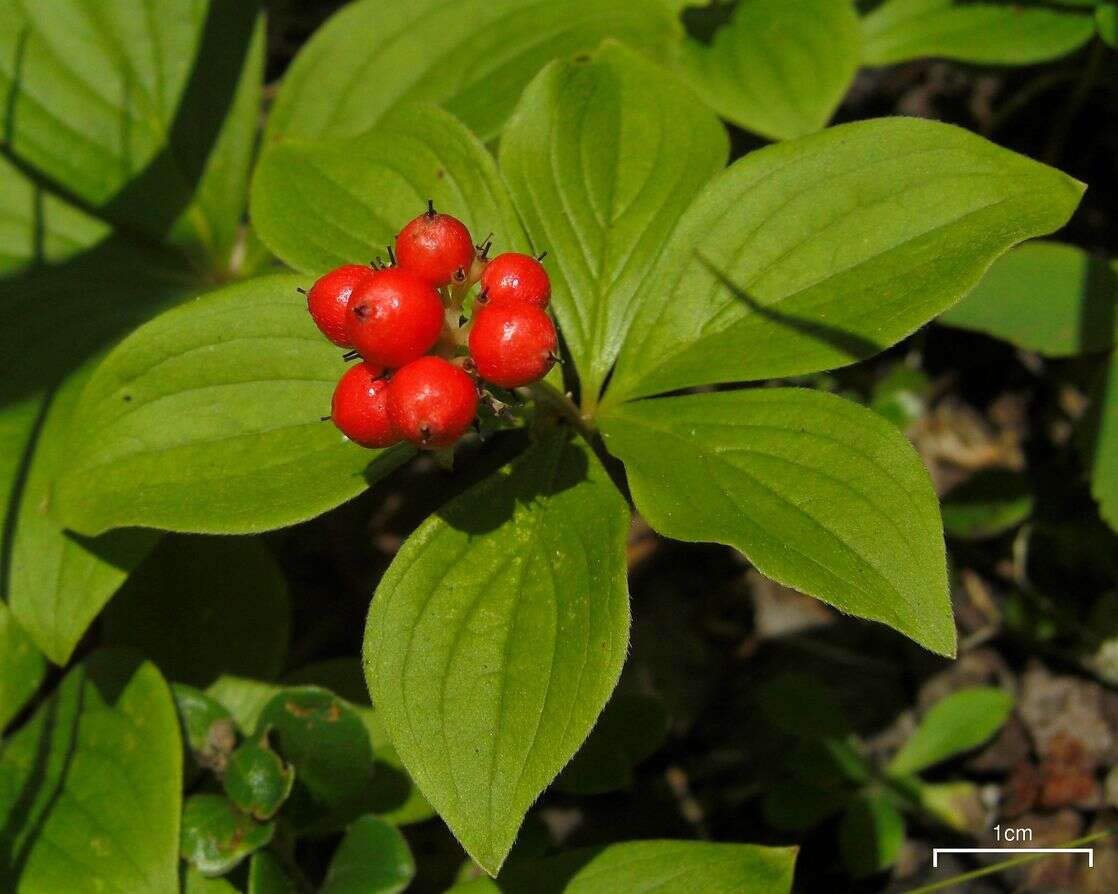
[933,848,1094,868]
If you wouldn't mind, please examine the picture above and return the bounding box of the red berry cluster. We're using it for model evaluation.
[303,203,557,451]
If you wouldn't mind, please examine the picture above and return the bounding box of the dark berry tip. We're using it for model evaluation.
[296,286,307,294]
[453,266,467,283]
[477,288,489,305]
[320,414,332,422]
[386,245,396,265]
[426,198,436,218]
[536,251,548,262]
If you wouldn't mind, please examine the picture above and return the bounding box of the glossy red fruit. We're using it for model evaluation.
[346,267,445,369]
[479,252,550,308]
[331,362,400,448]
[395,205,475,288]
[306,264,372,346]
[468,301,558,389]
[387,356,478,449]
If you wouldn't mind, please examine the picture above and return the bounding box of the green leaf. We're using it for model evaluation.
[248,851,299,894]
[941,470,1033,540]
[1099,4,1118,48]
[207,675,284,734]
[364,433,630,874]
[888,686,1014,775]
[862,0,1096,65]
[839,792,905,878]
[0,652,181,892]
[0,156,108,274]
[600,388,954,656]
[283,660,436,826]
[172,683,237,777]
[870,365,931,430]
[603,117,1084,406]
[252,103,526,276]
[554,691,667,795]
[321,816,416,894]
[256,686,377,836]
[185,866,242,894]
[53,273,412,536]
[7,361,158,665]
[1090,352,1118,531]
[0,600,45,731]
[181,793,275,877]
[102,535,291,686]
[499,42,727,406]
[677,0,861,140]
[0,0,265,265]
[224,739,296,821]
[940,241,1118,357]
[265,0,681,144]
[490,840,797,893]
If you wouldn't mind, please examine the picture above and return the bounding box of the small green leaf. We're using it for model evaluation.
[839,792,905,878]
[172,683,237,776]
[915,780,983,833]
[321,815,416,894]
[500,42,727,406]
[102,535,291,686]
[54,274,411,536]
[941,470,1033,540]
[871,365,931,430]
[364,434,630,874]
[7,362,158,665]
[677,0,861,140]
[283,660,436,826]
[0,600,45,731]
[181,794,275,877]
[601,389,954,655]
[207,675,285,734]
[888,687,1014,775]
[0,652,181,892]
[555,691,667,795]
[248,851,299,894]
[252,104,527,276]
[941,242,1118,357]
[225,740,296,821]
[603,118,1084,405]
[491,840,797,893]
[863,0,1096,65]
[265,0,681,143]
[256,687,377,836]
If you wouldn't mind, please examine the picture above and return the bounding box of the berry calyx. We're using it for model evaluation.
[305,264,373,347]
[468,301,558,389]
[387,356,478,449]
[331,362,400,448]
[346,267,445,369]
[395,202,476,288]
[478,252,550,308]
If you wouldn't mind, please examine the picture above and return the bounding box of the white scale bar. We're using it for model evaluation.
[933,848,1094,868]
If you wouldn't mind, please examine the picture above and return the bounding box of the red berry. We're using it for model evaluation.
[468,302,558,389]
[331,362,400,448]
[395,206,475,288]
[387,356,478,449]
[306,264,372,347]
[479,252,550,308]
[346,267,445,369]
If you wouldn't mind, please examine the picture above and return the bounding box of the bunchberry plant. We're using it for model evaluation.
[0,1,1097,891]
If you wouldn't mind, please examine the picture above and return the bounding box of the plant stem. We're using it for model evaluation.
[527,380,596,442]
[905,827,1117,894]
